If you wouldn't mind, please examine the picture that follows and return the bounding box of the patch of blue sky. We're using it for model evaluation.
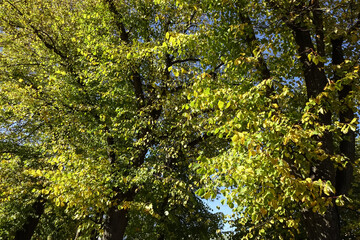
[205,197,236,232]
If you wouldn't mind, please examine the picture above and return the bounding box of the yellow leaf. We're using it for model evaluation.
[232,134,239,143]
[218,100,224,109]
[240,134,246,145]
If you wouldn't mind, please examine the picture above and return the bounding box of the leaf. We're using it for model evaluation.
[307,53,313,62]
[313,56,319,65]
[218,100,224,109]
[196,188,205,197]
[232,134,239,143]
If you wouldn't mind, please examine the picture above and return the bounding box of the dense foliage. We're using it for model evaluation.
[190,1,360,239]
[0,0,222,239]
[0,0,359,239]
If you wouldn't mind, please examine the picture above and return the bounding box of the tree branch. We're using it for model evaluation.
[331,37,355,195]
[171,57,200,65]
[104,0,129,43]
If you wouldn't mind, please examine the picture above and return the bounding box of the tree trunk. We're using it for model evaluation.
[302,206,340,240]
[15,197,45,240]
[291,15,341,240]
[102,186,137,240]
[331,37,356,196]
[103,206,129,240]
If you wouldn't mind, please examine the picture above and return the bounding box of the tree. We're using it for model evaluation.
[191,0,360,239]
[1,0,359,239]
[0,0,222,239]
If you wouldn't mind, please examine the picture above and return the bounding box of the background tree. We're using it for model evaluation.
[191,0,360,239]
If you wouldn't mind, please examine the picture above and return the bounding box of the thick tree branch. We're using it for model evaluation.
[288,4,340,240]
[312,0,325,59]
[104,0,129,43]
[237,13,271,81]
[104,0,146,106]
[183,10,197,33]
[331,37,355,195]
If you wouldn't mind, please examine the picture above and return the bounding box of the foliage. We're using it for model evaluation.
[125,195,223,239]
[0,0,359,239]
[0,0,221,239]
[188,0,360,239]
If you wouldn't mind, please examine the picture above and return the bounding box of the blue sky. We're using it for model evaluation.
[206,198,235,232]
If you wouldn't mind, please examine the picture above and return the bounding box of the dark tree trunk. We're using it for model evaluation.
[103,206,130,240]
[102,187,137,240]
[331,37,356,196]
[290,9,340,239]
[15,197,45,240]
[302,206,340,240]
[103,130,131,240]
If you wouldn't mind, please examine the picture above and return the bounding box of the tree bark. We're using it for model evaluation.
[101,2,150,238]
[102,187,137,240]
[302,207,340,240]
[331,37,355,196]
[103,206,130,240]
[291,14,340,240]
[15,197,45,240]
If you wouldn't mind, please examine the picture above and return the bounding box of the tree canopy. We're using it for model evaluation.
[0,0,359,239]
